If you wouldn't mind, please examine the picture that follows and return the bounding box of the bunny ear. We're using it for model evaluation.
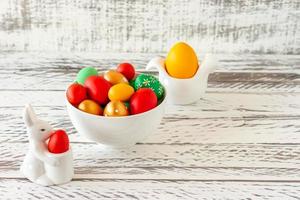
[23,104,38,127]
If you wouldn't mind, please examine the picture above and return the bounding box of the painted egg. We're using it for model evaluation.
[104,70,128,85]
[78,99,103,115]
[108,83,134,101]
[66,83,87,106]
[129,79,136,87]
[132,74,164,99]
[84,76,111,105]
[165,42,198,79]
[76,67,98,85]
[104,101,129,117]
[117,63,136,80]
[48,130,69,154]
[124,102,130,110]
[130,88,157,115]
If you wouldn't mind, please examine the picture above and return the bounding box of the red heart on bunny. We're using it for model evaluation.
[48,130,69,154]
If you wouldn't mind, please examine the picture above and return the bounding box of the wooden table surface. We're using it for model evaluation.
[0,52,299,199]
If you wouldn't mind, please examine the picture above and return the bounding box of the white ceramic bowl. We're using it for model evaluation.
[66,91,166,147]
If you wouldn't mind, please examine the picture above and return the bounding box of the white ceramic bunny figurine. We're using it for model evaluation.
[20,104,73,186]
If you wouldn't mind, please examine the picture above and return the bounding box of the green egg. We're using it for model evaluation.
[76,67,98,85]
[124,102,130,109]
[157,95,165,105]
[129,79,136,88]
[133,74,164,99]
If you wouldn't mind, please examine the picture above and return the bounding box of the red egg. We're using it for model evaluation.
[84,76,111,105]
[117,63,135,81]
[130,88,157,115]
[66,83,87,106]
[48,130,69,154]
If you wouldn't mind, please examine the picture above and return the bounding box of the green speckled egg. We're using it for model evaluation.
[133,74,164,99]
[76,67,98,85]
[129,79,136,87]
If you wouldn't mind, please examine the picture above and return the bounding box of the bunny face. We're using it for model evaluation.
[24,104,54,142]
[27,120,53,141]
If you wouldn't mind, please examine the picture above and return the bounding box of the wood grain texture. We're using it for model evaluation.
[1,52,300,71]
[2,166,300,182]
[1,91,300,144]
[0,0,299,54]
[2,112,300,144]
[1,179,300,200]
[1,91,299,116]
[1,142,300,168]
[0,52,299,93]
[0,52,299,199]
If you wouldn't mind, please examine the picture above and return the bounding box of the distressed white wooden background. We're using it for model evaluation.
[0,0,300,199]
[0,0,299,54]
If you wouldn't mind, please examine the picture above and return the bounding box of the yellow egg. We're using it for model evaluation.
[78,100,103,115]
[104,101,129,117]
[104,70,128,85]
[165,42,199,79]
[108,83,134,101]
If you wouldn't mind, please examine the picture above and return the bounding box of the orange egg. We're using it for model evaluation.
[165,42,199,79]
[104,70,128,85]
[78,99,103,115]
[104,101,129,117]
[108,83,134,101]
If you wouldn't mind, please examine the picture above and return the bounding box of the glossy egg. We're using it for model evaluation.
[84,76,111,105]
[132,74,164,99]
[104,70,128,85]
[108,83,134,101]
[117,63,136,80]
[48,130,69,154]
[76,67,98,84]
[78,99,103,115]
[104,101,129,117]
[165,42,198,79]
[130,88,157,115]
[66,83,87,106]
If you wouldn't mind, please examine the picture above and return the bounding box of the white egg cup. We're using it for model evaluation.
[146,54,217,105]
[44,149,74,185]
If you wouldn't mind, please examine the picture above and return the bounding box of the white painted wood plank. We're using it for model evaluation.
[0,52,299,72]
[2,112,300,144]
[2,69,300,93]
[1,91,299,116]
[1,143,299,168]
[0,0,299,54]
[0,179,299,200]
[1,52,299,93]
[1,166,300,182]
[0,92,299,144]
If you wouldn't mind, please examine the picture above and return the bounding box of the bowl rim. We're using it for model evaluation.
[66,86,166,119]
